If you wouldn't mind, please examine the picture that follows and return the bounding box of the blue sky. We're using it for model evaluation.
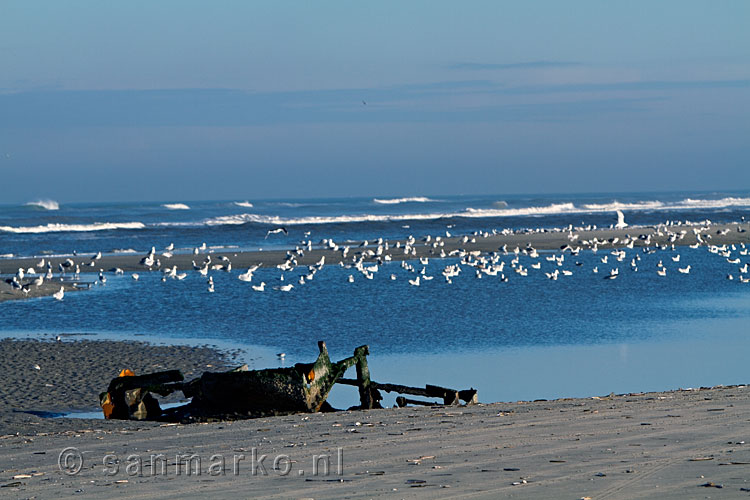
[1,1,748,203]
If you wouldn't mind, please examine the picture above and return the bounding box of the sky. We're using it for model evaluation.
[1,1,749,203]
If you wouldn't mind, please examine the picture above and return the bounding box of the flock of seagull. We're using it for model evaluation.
[4,214,750,300]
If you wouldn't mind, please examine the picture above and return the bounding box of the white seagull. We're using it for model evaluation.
[615,210,628,229]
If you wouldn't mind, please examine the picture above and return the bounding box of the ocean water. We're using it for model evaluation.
[1,191,750,406]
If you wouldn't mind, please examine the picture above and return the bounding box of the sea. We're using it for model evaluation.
[1,191,750,409]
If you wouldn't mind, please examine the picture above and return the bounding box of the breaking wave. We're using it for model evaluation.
[162,203,190,210]
[193,197,750,227]
[234,201,254,208]
[680,197,750,208]
[25,199,59,210]
[373,197,437,205]
[4,196,748,233]
[0,222,146,234]
[581,201,665,211]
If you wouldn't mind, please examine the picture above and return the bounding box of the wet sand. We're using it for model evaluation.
[0,339,748,498]
[2,221,749,302]
[0,338,234,436]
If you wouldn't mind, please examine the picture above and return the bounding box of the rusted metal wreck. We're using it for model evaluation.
[100,341,478,422]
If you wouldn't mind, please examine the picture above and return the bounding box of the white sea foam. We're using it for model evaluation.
[373,197,436,205]
[162,203,191,210]
[11,196,746,234]
[112,248,138,254]
[463,203,577,217]
[234,201,254,208]
[581,201,665,211]
[200,203,578,226]
[195,196,750,227]
[0,222,146,234]
[679,197,750,208]
[25,199,59,210]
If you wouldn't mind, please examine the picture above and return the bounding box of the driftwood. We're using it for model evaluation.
[338,380,478,406]
[99,341,477,422]
[100,370,184,420]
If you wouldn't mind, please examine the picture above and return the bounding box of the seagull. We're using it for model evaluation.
[274,283,294,292]
[52,287,64,300]
[615,210,628,229]
[131,273,139,280]
[408,276,420,287]
[252,282,266,291]
[678,265,691,274]
[238,269,254,282]
[207,282,215,293]
[265,227,288,239]
[657,267,667,277]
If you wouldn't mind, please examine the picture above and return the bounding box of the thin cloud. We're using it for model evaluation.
[450,61,582,71]
[506,79,750,94]
[1,77,745,129]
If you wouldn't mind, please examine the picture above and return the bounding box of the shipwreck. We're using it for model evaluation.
[100,341,478,422]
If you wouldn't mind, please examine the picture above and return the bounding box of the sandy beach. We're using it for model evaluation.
[0,338,748,499]
[2,221,749,302]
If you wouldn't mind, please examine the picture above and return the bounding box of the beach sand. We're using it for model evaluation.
[0,338,234,436]
[2,221,749,302]
[0,339,748,498]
